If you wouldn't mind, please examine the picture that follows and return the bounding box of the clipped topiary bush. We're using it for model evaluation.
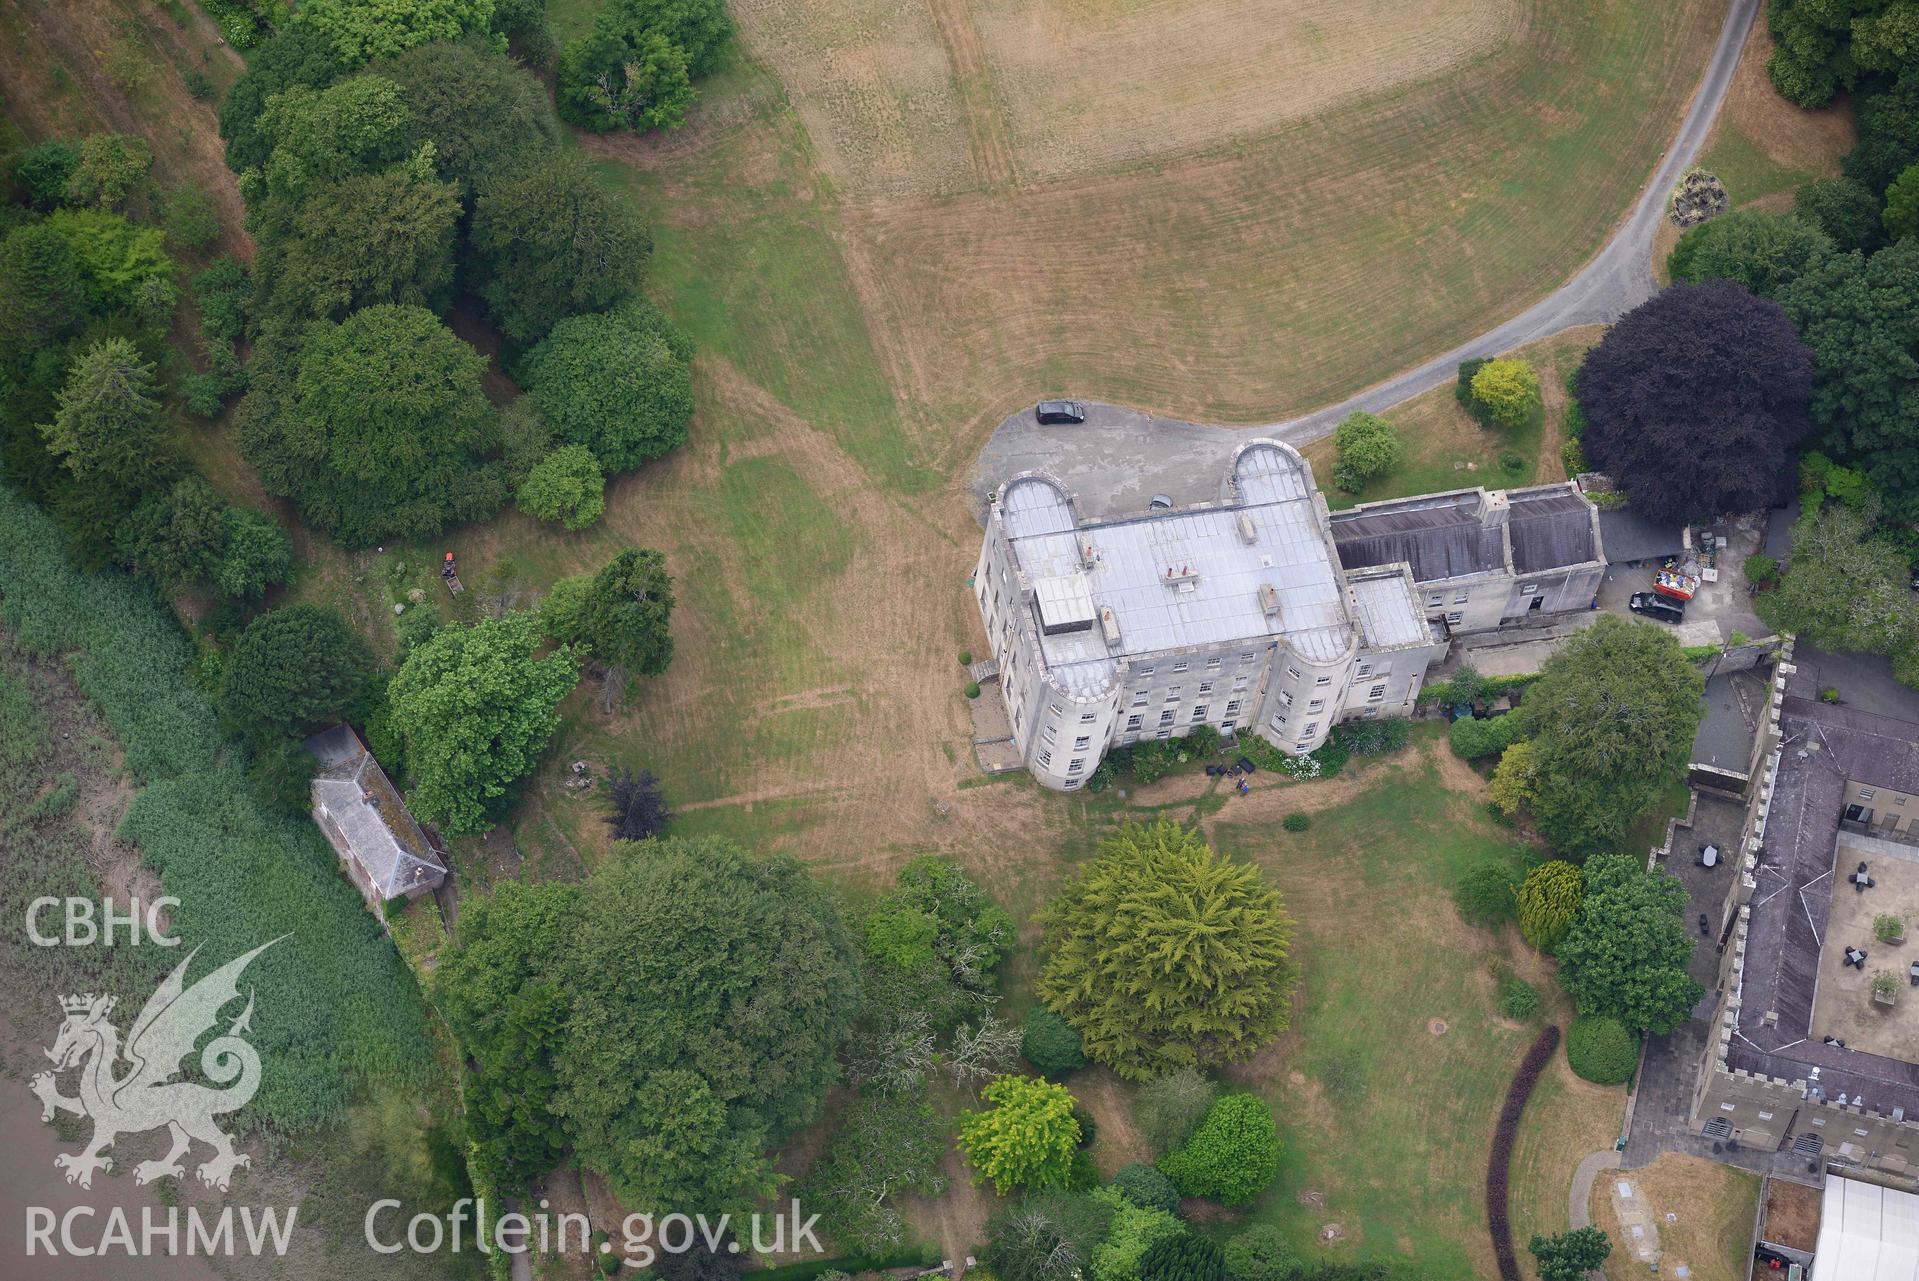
[1024,1007,1087,1078]
[1110,1162,1181,1215]
[1454,862,1520,929]
[1487,1026,1561,1281]
[1157,1094,1280,1206]
[1565,1015,1638,1085]
[1281,812,1309,832]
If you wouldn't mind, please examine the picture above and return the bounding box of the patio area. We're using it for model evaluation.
[1811,834,1919,1062]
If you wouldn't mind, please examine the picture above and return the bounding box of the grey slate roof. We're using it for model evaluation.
[1597,506,1685,565]
[1329,492,1504,582]
[1727,698,1919,1123]
[1690,670,1760,776]
[1507,487,1598,574]
[305,725,447,900]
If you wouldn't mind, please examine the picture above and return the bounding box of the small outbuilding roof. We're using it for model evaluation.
[1816,1174,1919,1280]
[1329,492,1504,583]
[305,725,447,901]
[1506,486,1598,574]
[1596,506,1684,565]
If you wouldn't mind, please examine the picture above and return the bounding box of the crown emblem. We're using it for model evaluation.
[60,993,112,1016]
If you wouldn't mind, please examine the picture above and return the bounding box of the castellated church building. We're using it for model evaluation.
[972,439,1606,790]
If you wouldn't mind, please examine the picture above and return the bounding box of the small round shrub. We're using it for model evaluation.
[1222,1225,1303,1281]
[1023,1007,1087,1078]
[1566,1015,1638,1085]
[1497,976,1541,1021]
[1453,862,1519,929]
[959,649,973,665]
[1158,1094,1280,1205]
[965,681,982,699]
[1110,1163,1181,1215]
[1281,812,1309,832]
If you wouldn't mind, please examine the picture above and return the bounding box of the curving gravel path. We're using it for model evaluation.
[1570,1148,1623,1230]
[1265,0,1762,446]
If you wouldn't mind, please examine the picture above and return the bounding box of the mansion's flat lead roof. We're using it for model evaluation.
[1349,572,1428,649]
[1001,446,1366,695]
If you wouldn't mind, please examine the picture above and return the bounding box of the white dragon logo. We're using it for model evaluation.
[29,938,282,1192]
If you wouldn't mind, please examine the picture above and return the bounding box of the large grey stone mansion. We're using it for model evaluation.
[972,436,1607,790]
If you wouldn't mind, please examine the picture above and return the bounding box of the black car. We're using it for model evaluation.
[1628,592,1685,624]
[1035,400,1086,425]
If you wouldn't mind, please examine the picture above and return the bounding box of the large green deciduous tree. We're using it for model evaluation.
[1796,175,1886,254]
[552,837,861,1213]
[65,133,152,211]
[435,878,579,1191]
[1515,616,1704,859]
[516,445,606,531]
[253,75,412,199]
[469,151,651,342]
[519,300,694,472]
[546,548,676,677]
[558,26,692,133]
[219,26,349,176]
[386,612,578,834]
[217,603,376,744]
[237,304,507,546]
[254,162,461,323]
[1528,1227,1612,1281]
[1037,819,1296,1079]
[1765,0,1891,107]
[1555,855,1702,1035]
[1778,237,1919,518]
[1666,208,1836,297]
[374,38,562,194]
[1329,411,1400,493]
[957,1075,1080,1194]
[1759,499,1919,682]
[297,0,496,65]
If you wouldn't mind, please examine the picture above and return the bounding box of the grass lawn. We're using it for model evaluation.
[1591,1153,1760,1280]
[1695,15,1853,208]
[1303,328,1603,510]
[1067,731,1627,1279]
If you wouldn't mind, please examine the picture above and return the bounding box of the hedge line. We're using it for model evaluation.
[1486,1025,1561,1281]
[0,487,429,1136]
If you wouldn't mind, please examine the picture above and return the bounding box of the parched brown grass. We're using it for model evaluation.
[968,0,1519,183]
[1591,1153,1760,1281]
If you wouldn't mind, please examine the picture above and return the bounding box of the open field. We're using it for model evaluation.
[1591,1153,1759,1280]
[1301,326,1603,510]
[1184,734,1624,1278]
[1697,15,1852,208]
